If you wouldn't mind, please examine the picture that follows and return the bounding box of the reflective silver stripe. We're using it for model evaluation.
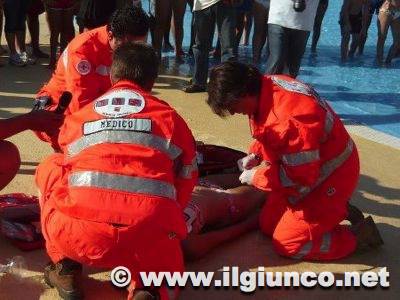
[313,96,335,142]
[280,166,296,187]
[321,111,334,143]
[320,232,331,253]
[325,111,334,136]
[179,157,198,179]
[318,139,354,184]
[319,99,334,140]
[69,171,176,200]
[62,47,68,69]
[67,130,182,160]
[288,139,354,205]
[272,77,334,141]
[282,150,320,166]
[292,241,312,259]
[95,65,110,76]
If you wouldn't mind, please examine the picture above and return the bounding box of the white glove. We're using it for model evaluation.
[239,168,257,185]
[237,153,260,171]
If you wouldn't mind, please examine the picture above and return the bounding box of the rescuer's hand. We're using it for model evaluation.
[239,168,257,185]
[237,153,260,171]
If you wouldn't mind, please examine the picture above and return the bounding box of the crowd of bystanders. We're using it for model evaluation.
[0,0,399,86]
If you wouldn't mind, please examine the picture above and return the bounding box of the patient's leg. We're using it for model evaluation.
[182,183,266,260]
[191,185,265,229]
[182,213,259,261]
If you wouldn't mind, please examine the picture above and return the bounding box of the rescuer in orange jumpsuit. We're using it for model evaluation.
[34,6,150,150]
[206,61,383,261]
[36,43,198,300]
[0,110,63,191]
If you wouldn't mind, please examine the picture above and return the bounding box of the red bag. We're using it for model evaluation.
[0,193,40,222]
[0,194,43,251]
[196,144,246,176]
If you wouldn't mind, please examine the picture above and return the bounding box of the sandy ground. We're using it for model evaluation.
[0,16,399,300]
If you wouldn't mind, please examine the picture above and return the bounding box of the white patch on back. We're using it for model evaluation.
[94,89,146,118]
[83,118,152,135]
[272,76,314,97]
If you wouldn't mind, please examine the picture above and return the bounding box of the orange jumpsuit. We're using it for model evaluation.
[35,26,113,147]
[36,80,198,298]
[249,75,359,260]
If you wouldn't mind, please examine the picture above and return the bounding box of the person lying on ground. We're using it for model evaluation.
[182,174,266,261]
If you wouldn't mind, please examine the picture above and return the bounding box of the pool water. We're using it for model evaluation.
[144,0,400,138]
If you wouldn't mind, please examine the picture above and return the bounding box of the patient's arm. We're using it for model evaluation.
[182,213,259,261]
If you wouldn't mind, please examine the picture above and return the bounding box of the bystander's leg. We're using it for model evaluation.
[252,1,268,64]
[349,33,360,57]
[385,18,400,64]
[265,24,288,75]
[287,28,310,78]
[45,8,62,69]
[311,0,329,53]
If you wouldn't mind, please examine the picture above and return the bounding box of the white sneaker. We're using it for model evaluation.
[9,53,26,67]
[20,52,37,65]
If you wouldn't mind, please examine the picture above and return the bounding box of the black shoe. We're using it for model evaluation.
[183,84,206,93]
[44,259,83,300]
[354,216,384,252]
[347,203,364,226]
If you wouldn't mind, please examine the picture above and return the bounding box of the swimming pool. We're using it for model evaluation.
[145,0,400,140]
[298,1,400,140]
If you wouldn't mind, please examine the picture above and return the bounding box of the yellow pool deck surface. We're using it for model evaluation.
[0,19,399,300]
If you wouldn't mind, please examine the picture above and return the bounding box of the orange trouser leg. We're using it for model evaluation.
[36,153,68,262]
[271,205,357,260]
[36,153,184,299]
[260,149,359,260]
[35,153,64,202]
[45,208,183,300]
[0,141,21,191]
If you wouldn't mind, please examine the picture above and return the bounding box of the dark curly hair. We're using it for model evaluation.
[207,61,262,117]
[107,6,149,39]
